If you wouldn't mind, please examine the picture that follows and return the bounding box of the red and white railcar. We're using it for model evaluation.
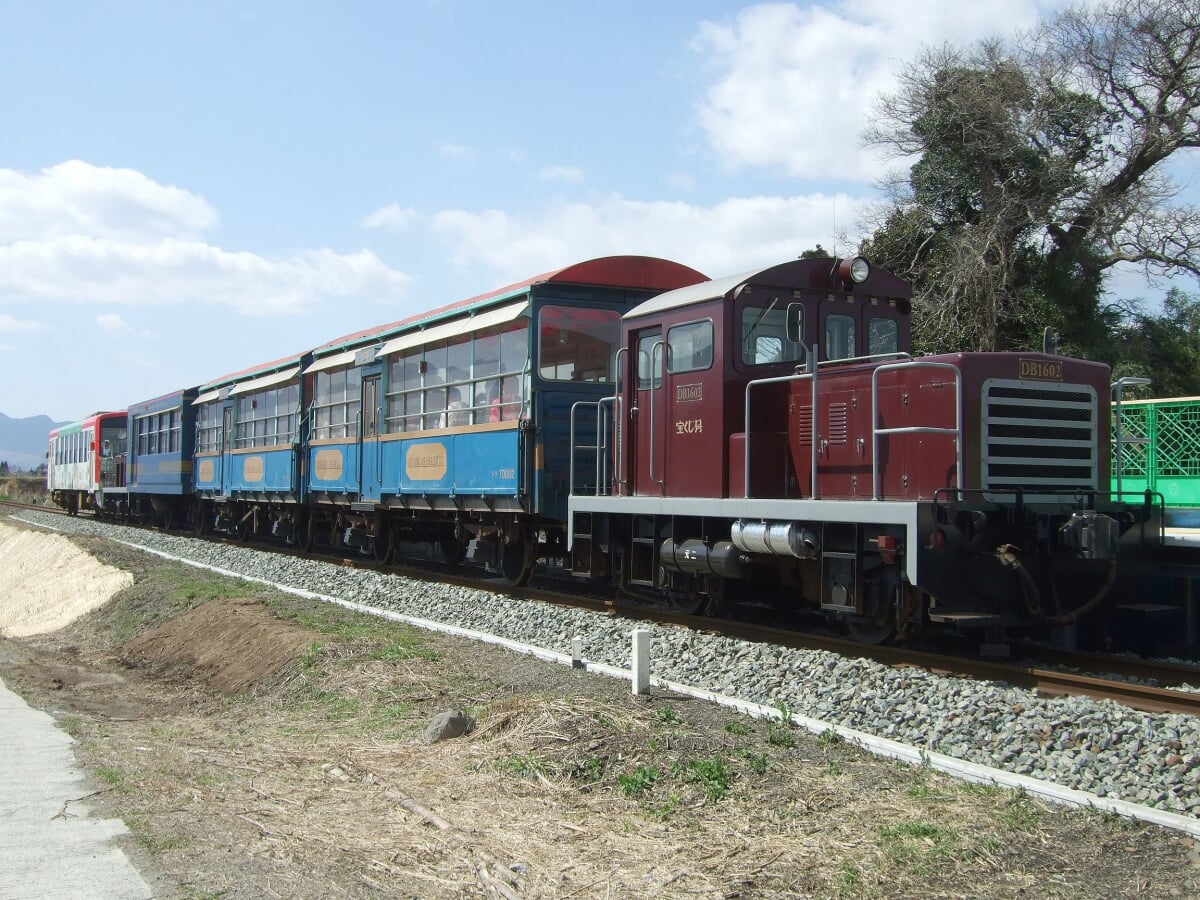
[46,411,129,515]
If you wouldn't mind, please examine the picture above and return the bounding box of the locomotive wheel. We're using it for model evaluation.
[440,535,467,567]
[665,589,707,615]
[301,510,317,554]
[499,528,536,587]
[845,615,896,645]
[236,510,253,542]
[374,522,395,564]
[161,506,176,532]
[194,500,209,535]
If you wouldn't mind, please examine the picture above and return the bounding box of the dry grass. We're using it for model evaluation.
[2,530,1197,898]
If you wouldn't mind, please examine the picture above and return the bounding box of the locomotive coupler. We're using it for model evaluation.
[1057,510,1120,560]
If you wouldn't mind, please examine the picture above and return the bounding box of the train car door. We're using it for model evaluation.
[359,374,382,502]
[220,406,233,496]
[660,319,720,497]
[630,327,663,496]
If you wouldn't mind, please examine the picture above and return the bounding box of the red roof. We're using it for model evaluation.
[313,255,708,354]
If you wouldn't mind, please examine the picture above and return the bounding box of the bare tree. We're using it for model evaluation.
[863,0,1200,353]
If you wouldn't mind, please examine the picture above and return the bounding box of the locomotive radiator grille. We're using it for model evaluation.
[981,379,1098,494]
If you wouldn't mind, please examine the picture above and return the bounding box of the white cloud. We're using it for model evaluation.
[96,313,134,336]
[692,1,1054,181]
[539,165,585,184]
[0,162,415,316]
[430,192,866,281]
[359,203,419,230]
[96,313,157,339]
[0,312,47,333]
[439,143,472,159]
[0,160,216,242]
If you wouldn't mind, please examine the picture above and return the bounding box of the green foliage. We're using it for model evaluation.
[678,755,734,801]
[817,728,844,746]
[497,753,547,779]
[724,721,752,736]
[766,721,796,748]
[647,795,680,821]
[576,756,606,782]
[94,766,133,791]
[654,705,680,726]
[735,749,771,774]
[618,766,660,797]
[879,819,963,873]
[837,859,862,896]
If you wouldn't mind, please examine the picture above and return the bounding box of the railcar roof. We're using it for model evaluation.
[48,411,126,437]
[199,352,308,392]
[128,387,200,411]
[624,257,910,320]
[311,255,708,357]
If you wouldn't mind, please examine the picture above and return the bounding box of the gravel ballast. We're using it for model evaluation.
[13,511,1200,822]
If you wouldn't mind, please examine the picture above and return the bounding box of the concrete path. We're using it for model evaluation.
[0,674,153,899]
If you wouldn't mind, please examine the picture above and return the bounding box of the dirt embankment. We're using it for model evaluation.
[0,522,132,637]
[0,475,50,505]
[0,521,1198,899]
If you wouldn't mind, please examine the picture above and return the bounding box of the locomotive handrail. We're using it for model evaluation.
[612,347,628,493]
[568,401,596,497]
[568,396,616,497]
[1112,376,1153,497]
[870,361,962,501]
[809,350,911,369]
[597,395,615,496]
[649,339,666,492]
[743,344,819,499]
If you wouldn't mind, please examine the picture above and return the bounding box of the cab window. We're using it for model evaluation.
[667,321,713,374]
[868,317,899,356]
[740,302,804,366]
[636,332,662,390]
[825,314,857,361]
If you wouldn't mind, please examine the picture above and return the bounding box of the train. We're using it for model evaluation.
[44,255,1199,656]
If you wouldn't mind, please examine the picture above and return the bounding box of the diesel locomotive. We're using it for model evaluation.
[567,257,1168,653]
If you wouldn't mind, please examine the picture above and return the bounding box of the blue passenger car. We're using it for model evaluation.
[302,256,707,582]
[126,388,199,527]
[193,353,310,540]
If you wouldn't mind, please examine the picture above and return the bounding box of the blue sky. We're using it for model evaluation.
[0,0,1190,421]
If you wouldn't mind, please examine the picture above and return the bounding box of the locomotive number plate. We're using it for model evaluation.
[1018,358,1063,381]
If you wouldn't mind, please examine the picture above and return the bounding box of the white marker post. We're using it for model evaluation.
[571,636,583,669]
[631,629,650,695]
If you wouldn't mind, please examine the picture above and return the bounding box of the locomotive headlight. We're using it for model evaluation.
[837,257,870,285]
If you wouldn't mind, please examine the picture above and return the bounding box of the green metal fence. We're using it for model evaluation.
[1112,397,1200,506]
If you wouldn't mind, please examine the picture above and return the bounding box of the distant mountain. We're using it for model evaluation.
[0,412,68,471]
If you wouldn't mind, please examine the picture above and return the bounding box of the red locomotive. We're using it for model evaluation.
[568,257,1161,652]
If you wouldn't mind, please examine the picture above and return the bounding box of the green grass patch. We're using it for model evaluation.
[724,721,752,736]
[497,753,548,780]
[878,819,963,874]
[94,766,134,792]
[618,766,660,797]
[817,728,844,746]
[679,755,734,801]
[735,749,771,774]
[648,795,680,821]
[574,755,606,782]
[654,704,681,725]
[766,721,796,748]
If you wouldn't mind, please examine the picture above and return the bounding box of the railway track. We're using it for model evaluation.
[6,498,1200,716]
